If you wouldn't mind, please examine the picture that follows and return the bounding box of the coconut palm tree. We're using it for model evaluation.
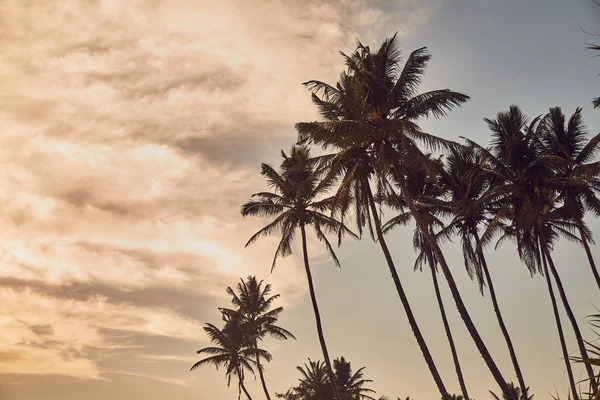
[277,357,377,400]
[220,276,296,400]
[539,106,600,290]
[242,145,357,400]
[440,146,528,395]
[333,356,376,400]
[295,34,471,399]
[490,382,534,400]
[191,318,270,400]
[276,359,331,400]
[467,105,597,398]
[387,148,512,398]
[382,161,469,400]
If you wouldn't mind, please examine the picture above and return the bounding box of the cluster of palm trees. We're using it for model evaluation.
[194,34,600,399]
[277,357,378,400]
[191,276,295,400]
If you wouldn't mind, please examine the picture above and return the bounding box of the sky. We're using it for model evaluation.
[1,0,600,399]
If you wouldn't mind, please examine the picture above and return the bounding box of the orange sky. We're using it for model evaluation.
[1,1,600,399]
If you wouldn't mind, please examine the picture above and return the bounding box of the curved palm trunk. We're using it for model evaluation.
[429,261,470,400]
[579,224,600,291]
[240,380,254,400]
[299,224,342,400]
[543,247,598,392]
[365,188,449,399]
[254,341,271,400]
[474,232,528,396]
[398,182,511,398]
[541,249,579,400]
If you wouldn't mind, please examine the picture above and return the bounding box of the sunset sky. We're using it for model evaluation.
[2,0,600,399]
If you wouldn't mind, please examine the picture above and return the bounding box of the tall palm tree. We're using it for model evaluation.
[467,105,597,398]
[539,106,600,290]
[382,162,470,400]
[440,146,528,395]
[296,34,470,399]
[242,145,357,400]
[387,148,512,398]
[220,276,296,400]
[191,319,270,400]
[333,356,376,400]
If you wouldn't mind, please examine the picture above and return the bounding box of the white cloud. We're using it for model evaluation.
[0,0,440,385]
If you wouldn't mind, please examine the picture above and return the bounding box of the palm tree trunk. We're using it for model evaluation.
[429,260,470,400]
[541,248,579,400]
[240,380,254,400]
[365,187,449,399]
[299,223,342,400]
[543,247,598,392]
[398,180,511,399]
[474,231,528,396]
[254,341,271,400]
[579,224,600,290]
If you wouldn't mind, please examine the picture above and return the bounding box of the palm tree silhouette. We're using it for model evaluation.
[382,161,470,400]
[220,276,296,400]
[490,382,533,400]
[191,318,270,400]
[296,34,469,399]
[468,105,597,399]
[333,356,376,400]
[440,146,528,395]
[242,145,357,400]
[277,357,377,400]
[540,107,600,290]
[276,359,331,400]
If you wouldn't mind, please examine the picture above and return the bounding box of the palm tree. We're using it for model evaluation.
[539,107,600,290]
[242,145,357,400]
[333,356,376,400]
[220,276,296,400]
[490,382,533,400]
[191,318,270,400]
[382,162,470,400]
[387,149,512,398]
[440,146,528,395]
[296,34,470,399]
[467,105,596,398]
[276,359,331,400]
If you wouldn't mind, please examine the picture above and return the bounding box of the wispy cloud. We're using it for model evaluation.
[0,0,440,387]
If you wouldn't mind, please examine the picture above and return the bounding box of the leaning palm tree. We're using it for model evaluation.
[296,34,471,399]
[382,161,470,400]
[220,276,296,400]
[467,105,596,399]
[539,107,600,290]
[191,318,270,400]
[242,145,357,400]
[440,146,528,395]
[333,356,376,400]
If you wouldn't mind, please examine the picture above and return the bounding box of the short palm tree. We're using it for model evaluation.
[242,145,356,400]
[382,161,470,400]
[540,107,600,290]
[276,359,331,400]
[220,276,296,400]
[191,318,270,400]
[490,382,534,400]
[333,356,376,400]
[296,34,470,399]
[440,146,528,395]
